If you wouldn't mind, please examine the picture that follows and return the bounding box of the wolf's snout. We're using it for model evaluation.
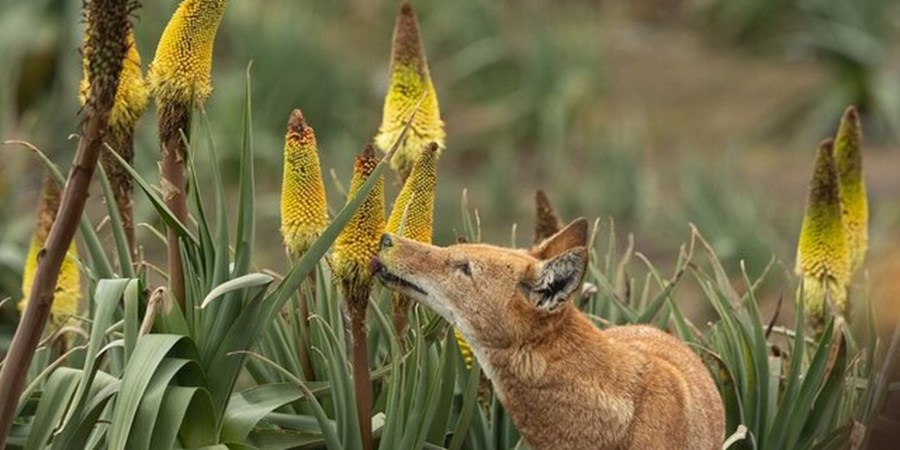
[379,234,393,250]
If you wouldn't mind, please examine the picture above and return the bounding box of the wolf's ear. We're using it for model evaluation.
[529,218,588,260]
[522,247,588,312]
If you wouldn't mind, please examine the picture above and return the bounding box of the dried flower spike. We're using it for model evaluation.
[18,174,81,329]
[374,2,445,180]
[833,106,868,274]
[333,144,386,311]
[534,189,563,244]
[148,0,227,106]
[796,139,851,320]
[280,109,328,257]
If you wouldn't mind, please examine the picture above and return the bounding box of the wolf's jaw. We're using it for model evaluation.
[373,263,428,296]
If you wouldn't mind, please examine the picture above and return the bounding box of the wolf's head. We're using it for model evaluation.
[374,218,588,350]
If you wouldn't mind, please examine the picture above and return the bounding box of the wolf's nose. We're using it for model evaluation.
[379,234,393,250]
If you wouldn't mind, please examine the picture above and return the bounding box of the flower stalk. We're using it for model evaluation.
[0,0,133,443]
[374,2,444,181]
[332,144,384,450]
[148,0,227,309]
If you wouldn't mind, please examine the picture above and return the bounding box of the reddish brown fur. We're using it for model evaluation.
[376,219,724,450]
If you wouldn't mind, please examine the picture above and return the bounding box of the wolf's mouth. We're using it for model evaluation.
[372,259,427,296]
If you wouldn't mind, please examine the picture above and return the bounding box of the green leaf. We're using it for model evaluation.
[96,161,134,278]
[24,367,81,450]
[53,279,132,445]
[447,359,482,450]
[222,383,305,442]
[107,334,193,450]
[103,142,197,245]
[201,273,274,309]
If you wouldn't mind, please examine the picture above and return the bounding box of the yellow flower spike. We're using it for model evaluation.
[333,144,386,312]
[18,174,81,329]
[386,142,438,242]
[80,30,149,135]
[280,109,329,257]
[796,139,851,320]
[374,2,445,180]
[148,0,227,106]
[833,106,868,274]
[534,189,563,244]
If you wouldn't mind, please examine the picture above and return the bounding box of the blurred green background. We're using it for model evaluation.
[2,0,900,342]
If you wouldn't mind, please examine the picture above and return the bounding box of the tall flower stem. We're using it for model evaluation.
[333,145,384,450]
[348,295,373,450]
[148,0,227,309]
[0,0,132,443]
[158,101,191,308]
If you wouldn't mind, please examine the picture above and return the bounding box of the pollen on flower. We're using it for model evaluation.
[374,2,445,179]
[148,0,227,105]
[386,142,438,243]
[833,106,868,274]
[333,145,385,309]
[796,139,851,316]
[280,109,328,257]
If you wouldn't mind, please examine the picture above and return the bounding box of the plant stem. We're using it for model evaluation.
[0,2,128,434]
[349,298,373,450]
[296,270,315,381]
[157,100,190,310]
[392,292,411,343]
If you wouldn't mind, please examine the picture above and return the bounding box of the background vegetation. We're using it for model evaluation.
[1,0,899,448]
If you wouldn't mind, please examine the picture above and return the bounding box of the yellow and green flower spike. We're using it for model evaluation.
[79,28,149,257]
[148,0,227,105]
[18,175,81,329]
[796,139,851,320]
[374,2,445,180]
[333,145,386,312]
[280,109,329,257]
[386,142,438,241]
[80,30,149,135]
[833,106,868,274]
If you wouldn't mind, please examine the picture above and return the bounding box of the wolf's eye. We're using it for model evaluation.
[453,260,472,276]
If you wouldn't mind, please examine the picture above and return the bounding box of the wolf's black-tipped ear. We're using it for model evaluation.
[524,247,588,312]
[529,218,588,260]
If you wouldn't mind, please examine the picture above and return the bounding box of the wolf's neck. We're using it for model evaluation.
[475,309,634,448]
[477,307,614,389]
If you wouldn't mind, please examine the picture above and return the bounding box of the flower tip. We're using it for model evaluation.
[424,141,439,155]
[534,189,563,243]
[844,105,859,120]
[363,143,378,160]
[392,1,425,71]
[818,138,834,156]
[288,109,307,132]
